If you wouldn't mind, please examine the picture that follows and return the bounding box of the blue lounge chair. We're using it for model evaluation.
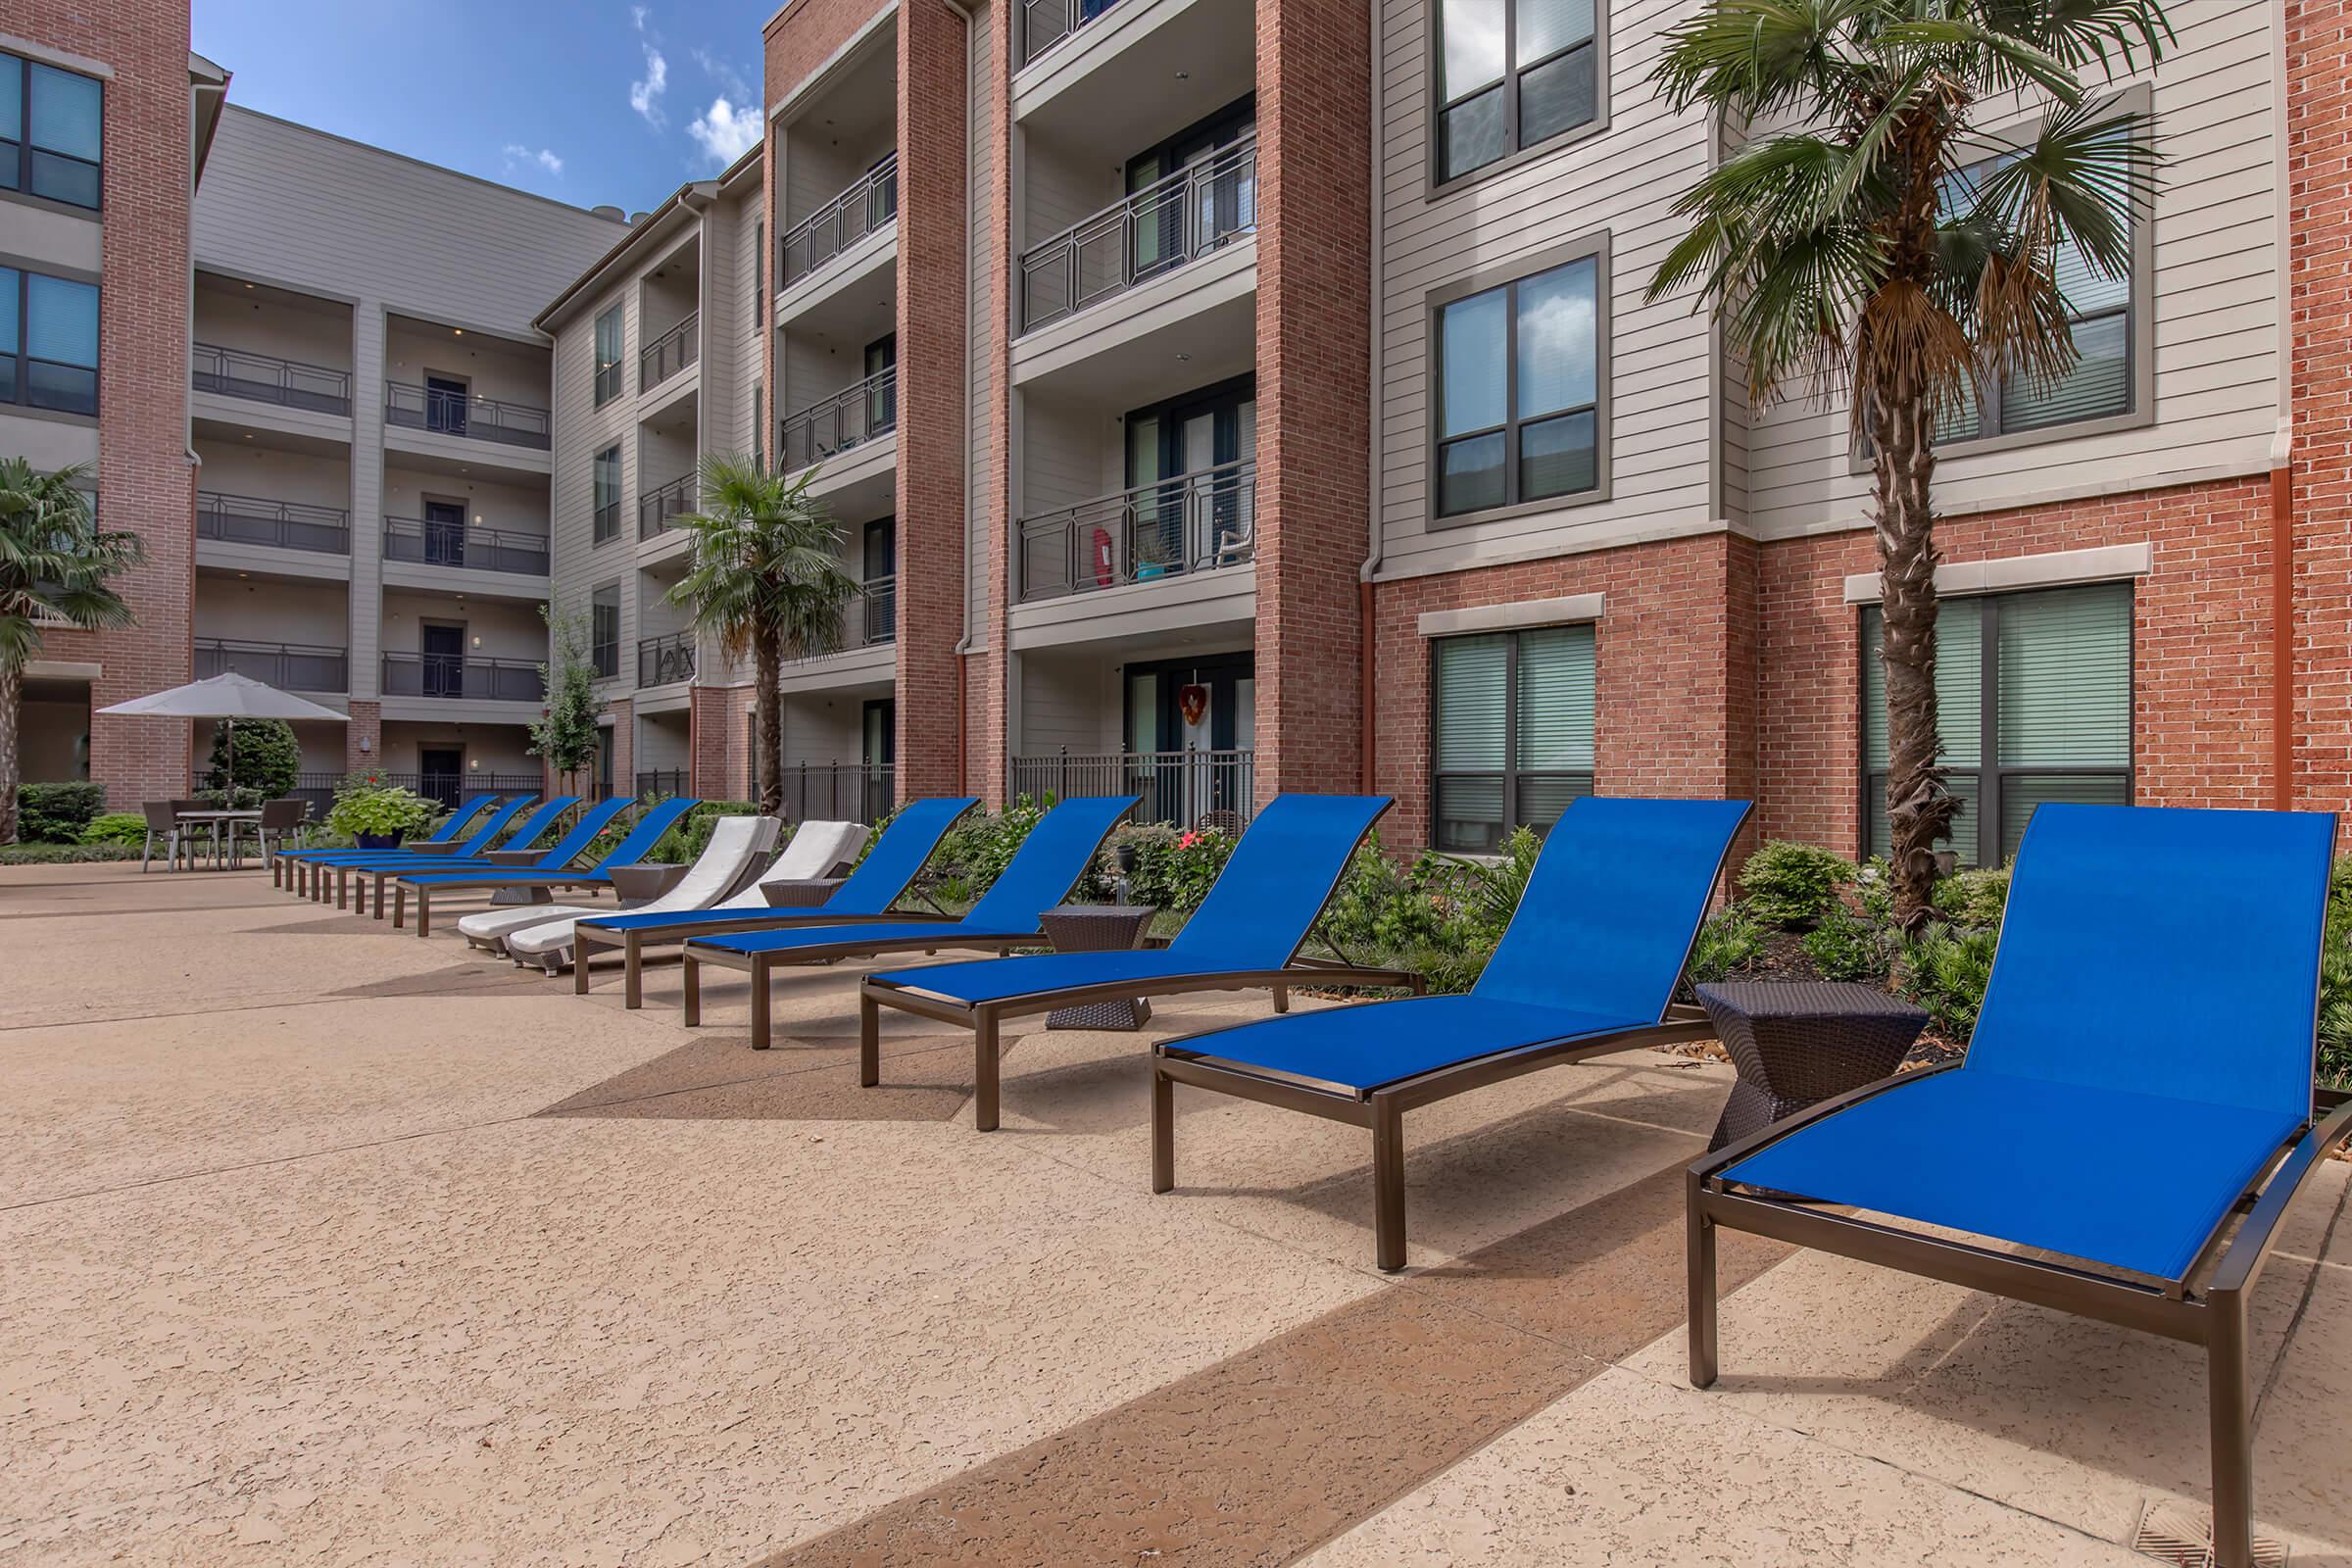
[279,794,528,902]
[273,792,502,891]
[571,797,979,1009]
[392,797,699,936]
[1690,804,2351,1568]
[859,794,1418,1132]
[335,798,587,917]
[681,795,1137,1050]
[1153,796,1752,1270]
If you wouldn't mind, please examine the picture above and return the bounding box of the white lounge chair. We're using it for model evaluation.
[457,813,781,959]
[503,817,869,972]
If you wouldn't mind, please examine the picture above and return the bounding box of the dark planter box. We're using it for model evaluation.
[355,830,406,850]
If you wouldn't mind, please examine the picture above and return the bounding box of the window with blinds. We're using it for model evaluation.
[1432,623,1595,852]
[1860,581,2132,865]
[592,306,624,407]
[3,52,103,210]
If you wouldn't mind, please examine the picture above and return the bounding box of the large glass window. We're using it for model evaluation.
[590,584,620,679]
[1861,582,2132,865]
[0,267,98,415]
[1431,623,1595,852]
[1435,0,1600,185]
[593,306,623,407]
[2,53,103,209]
[1436,251,1602,518]
[592,446,621,545]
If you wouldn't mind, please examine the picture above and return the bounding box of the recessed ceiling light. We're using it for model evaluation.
[1175,70,1190,78]
[243,281,254,289]
[453,327,465,336]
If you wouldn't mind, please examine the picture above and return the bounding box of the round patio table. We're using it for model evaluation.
[175,808,262,870]
[1040,905,1158,1031]
[1693,980,1928,1152]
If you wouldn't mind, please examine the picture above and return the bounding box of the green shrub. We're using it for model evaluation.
[79,811,150,847]
[1894,921,2000,1044]
[0,841,141,864]
[1093,821,1236,913]
[1933,865,2011,928]
[650,800,759,864]
[16,781,105,843]
[2320,857,2352,1087]
[1803,908,1894,982]
[203,717,300,805]
[326,781,436,840]
[924,795,1050,903]
[1684,903,1765,988]
[1738,840,1857,930]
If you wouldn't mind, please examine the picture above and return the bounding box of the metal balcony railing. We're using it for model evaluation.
[193,637,348,693]
[380,652,547,703]
[778,154,899,289]
[1018,136,1255,331]
[636,768,690,798]
[1018,0,1126,67]
[195,490,350,555]
[785,575,897,662]
[1016,457,1255,603]
[1010,749,1255,829]
[639,312,699,390]
[777,368,897,472]
[638,473,698,540]
[384,380,552,450]
[382,516,550,577]
[774,761,896,824]
[191,342,353,415]
[637,631,696,688]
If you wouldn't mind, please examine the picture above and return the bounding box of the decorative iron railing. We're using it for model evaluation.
[1018,136,1255,331]
[384,380,552,450]
[774,761,896,825]
[379,652,547,703]
[1010,749,1255,829]
[637,631,696,687]
[191,342,353,415]
[1018,0,1126,67]
[196,490,350,555]
[635,768,690,799]
[638,472,698,540]
[382,516,550,576]
[194,637,348,693]
[1016,457,1254,602]
[784,575,897,661]
[639,312,700,390]
[778,154,899,288]
[777,367,897,471]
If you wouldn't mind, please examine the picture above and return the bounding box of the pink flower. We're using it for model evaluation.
[1179,831,1199,850]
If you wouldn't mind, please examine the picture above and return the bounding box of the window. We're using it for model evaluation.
[754,221,764,319]
[2,53,103,209]
[752,384,763,466]
[590,584,620,679]
[0,266,99,415]
[1433,241,1605,520]
[1434,0,1601,186]
[593,305,623,406]
[591,446,621,545]
[1431,623,1595,852]
[1860,582,2132,866]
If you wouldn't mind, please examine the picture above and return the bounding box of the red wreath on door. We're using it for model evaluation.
[1092,526,1116,589]
[1177,683,1210,728]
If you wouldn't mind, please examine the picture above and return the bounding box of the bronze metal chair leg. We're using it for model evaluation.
[1151,1061,1176,1193]
[750,956,772,1050]
[858,992,881,1087]
[1688,1173,1720,1388]
[2207,1286,2255,1568]
[1371,1094,1407,1272]
[392,885,406,929]
[974,1008,1002,1132]
[622,934,643,1009]
[416,892,432,938]
[681,954,701,1027]
[574,932,596,995]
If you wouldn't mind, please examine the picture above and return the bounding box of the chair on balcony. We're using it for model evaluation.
[1149,796,1752,1270]
[677,795,1139,1051]
[392,797,703,937]
[458,813,784,964]
[857,794,1423,1133]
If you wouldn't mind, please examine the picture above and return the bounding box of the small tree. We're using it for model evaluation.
[1645,0,2164,925]
[666,457,859,816]
[528,604,602,792]
[203,716,301,805]
[0,459,144,844]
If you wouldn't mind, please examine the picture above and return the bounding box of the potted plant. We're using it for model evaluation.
[327,780,436,849]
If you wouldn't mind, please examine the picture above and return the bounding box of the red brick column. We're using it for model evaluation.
[343,700,382,774]
[689,683,751,799]
[894,0,973,802]
[2289,0,2352,811]
[1251,0,1373,801]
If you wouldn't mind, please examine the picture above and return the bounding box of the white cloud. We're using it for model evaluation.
[691,47,749,101]
[686,96,761,168]
[503,143,564,176]
[630,44,669,126]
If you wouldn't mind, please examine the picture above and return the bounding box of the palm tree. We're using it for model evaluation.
[665,457,860,816]
[1646,0,2165,925]
[0,459,145,844]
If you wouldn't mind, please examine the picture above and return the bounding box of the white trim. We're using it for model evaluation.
[26,659,100,679]
[0,32,114,77]
[1417,593,1605,639]
[1842,543,2154,606]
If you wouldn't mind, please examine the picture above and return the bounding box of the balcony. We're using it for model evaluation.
[193,637,349,694]
[639,313,699,392]
[1018,0,1126,67]
[778,154,898,290]
[776,762,896,825]
[638,631,696,688]
[1018,136,1254,332]
[636,768,690,798]
[778,368,897,472]
[382,516,550,578]
[639,473,697,541]
[383,381,551,451]
[1017,458,1254,602]
[787,575,897,662]
[1010,748,1253,829]
[380,652,546,703]
[196,491,350,556]
[191,343,352,416]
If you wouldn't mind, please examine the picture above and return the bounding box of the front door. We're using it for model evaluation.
[420,622,465,699]
[425,373,468,436]
[861,698,896,821]
[1125,97,1255,276]
[422,499,466,567]
[861,518,896,644]
[418,747,462,808]
[863,334,897,437]
[1124,377,1255,580]
[1123,651,1253,825]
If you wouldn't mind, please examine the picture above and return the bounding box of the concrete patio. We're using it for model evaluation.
[1,860,2345,1566]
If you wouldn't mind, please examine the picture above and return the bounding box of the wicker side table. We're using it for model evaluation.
[1040,905,1158,1030]
[1694,980,1929,1152]
[760,877,847,908]
[610,862,686,906]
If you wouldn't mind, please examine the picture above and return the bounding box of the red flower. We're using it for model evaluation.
[1178,831,1198,850]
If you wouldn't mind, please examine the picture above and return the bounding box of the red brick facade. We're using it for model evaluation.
[15,0,198,808]
[689,682,750,799]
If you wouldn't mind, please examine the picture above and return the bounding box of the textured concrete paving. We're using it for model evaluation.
[2,860,2347,1565]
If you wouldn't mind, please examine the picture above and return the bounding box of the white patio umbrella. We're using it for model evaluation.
[97,672,348,798]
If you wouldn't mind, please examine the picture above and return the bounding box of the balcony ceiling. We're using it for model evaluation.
[190,413,351,459]
[1016,288,1253,409]
[1018,0,1255,150]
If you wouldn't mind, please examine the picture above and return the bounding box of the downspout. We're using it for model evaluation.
[1356,0,1384,795]
[936,0,978,796]
[2270,0,2294,810]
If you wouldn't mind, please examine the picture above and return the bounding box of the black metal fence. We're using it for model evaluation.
[380,652,547,703]
[777,367,897,471]
[639,312,700,391]
[635,768,690,799]
[1009,749,1255,828]
[194,637,348,694]
[637,632,696,687]
[192,342,352,415]
[382,516,550,576]
[384,380,552,450]
[638,473,697,540]
[196,490,351,555]
[1017,459,1255,602]
[774,762,895,824]
[1018,136,1255,330]
[778,154,898,288]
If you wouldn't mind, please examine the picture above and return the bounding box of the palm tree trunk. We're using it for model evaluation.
[754,629,783,817]
[1870,373,1958,931]
[0,660,20,845]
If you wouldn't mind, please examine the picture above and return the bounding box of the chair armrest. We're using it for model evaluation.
[2207,1096,2352,1298]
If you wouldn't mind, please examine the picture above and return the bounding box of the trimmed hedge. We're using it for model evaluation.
[16,781,105,844]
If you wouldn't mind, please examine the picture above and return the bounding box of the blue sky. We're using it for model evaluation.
[192,1,774,215]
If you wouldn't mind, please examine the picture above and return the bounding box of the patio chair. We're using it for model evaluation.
[392,796,702,937]
[272,792,500,889]
[303,795,568,912]
[139,801,189,873]
[858,793,1419,1132]
[456,812,785,963]
[1152,796,1752,1270]
[237,798,309,868]
[1688,804,2351,1568]
[678,795,1138,1050]
[568,802,969,1009]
